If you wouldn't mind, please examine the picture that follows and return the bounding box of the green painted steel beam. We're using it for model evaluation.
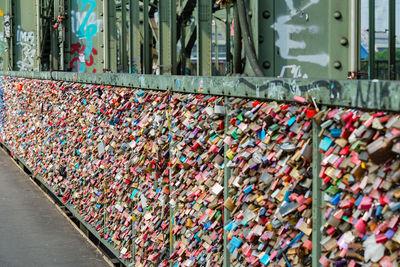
[225,4,232,75]
[328,0,350,79]
[121,0,128,72]
[35,0,41,71]
[64,0,107,73]
[143,0,152,74]
[158,0,177,75]
[196,0,212,76]
[12,0,40,71]
[106,0,118,72]
[254,0,274,76]
[214,19,219,74]
[130,0,141,74]
[104,0,111,72]
[0,0,12,70]
[2,71,400,112]
[103,0,117,72]
[368,0,375,79]
[388,0,396,80]
[50,0,61,70]
[349,0,361,76]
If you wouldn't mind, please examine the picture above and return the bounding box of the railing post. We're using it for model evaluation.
[223,96,231,267]
[312,120,323,267]
[167,93,175,266]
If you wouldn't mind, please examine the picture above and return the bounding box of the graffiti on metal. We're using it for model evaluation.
[0,71,400,112]
[70,42,98,73]
[0,32,6,69]
[272,0,330,68]
[279,65,309,79]
[70,0,101,73]
[16,27,36,71]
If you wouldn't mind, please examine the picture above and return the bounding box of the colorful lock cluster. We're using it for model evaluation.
[1,76,400,267]
[169,94,225,265]
[1,78,171,265]
[316,108,400,266]
[224,99,314,266]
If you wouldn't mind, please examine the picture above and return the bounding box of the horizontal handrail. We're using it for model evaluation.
[1,71,400,111]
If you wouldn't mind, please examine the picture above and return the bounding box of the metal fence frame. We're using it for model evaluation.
[1,71,400,267]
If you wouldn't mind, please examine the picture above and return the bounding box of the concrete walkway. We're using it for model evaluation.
[0,149,111,267]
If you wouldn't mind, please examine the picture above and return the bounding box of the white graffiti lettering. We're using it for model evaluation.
[70,10,102,37]
[16,26,36,71]
[271,0,330,67]
[280,65,309,79]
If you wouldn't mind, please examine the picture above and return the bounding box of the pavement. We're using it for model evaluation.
[0,149,111,267]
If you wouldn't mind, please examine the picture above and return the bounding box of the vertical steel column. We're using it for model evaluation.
[13,0,40,71]
[328,0,350,79]
[129,0,140,74]
[103,0,110,72]
[121,0,128,72]
[312,121,323,267]
[1,0,12,70]
[109,0,118,73]
[51,0,60,70]
[233,4,241,74]
[196,0,212,76]
[180,1,186,75]
[60,0,66,71]
[388,0,396,80]
[223,96,231,267]
[257,0,274,76]
[143,0,151,74]
[349,0,361,78]
[368,0,375,79]
[225,4,232,75]
[103,0,117,72]
[36,0,41,71]
[158,0,177,75]
[214,20,219,73]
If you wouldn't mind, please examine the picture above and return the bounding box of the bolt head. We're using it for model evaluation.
[333,61,342,69]
[263,10,271,19]
[334,11,342,19]
[340,37,348,46]
[263,61,271,69]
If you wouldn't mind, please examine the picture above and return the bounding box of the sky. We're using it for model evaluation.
[361,0,400,35]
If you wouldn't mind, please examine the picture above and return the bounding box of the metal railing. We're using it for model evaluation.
[1,71,400,267]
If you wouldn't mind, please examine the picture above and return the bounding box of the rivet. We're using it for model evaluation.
[263,10,271,19]
[334,11,342,19]
[340,37,348,46]
[333,61,342,69]
[263,61,271,69]
[259,35,264,44]
[248,10,253,17]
